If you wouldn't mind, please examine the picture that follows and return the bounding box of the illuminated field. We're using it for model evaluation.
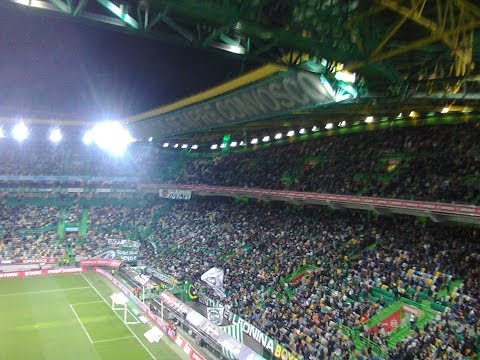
[0,272,185,360]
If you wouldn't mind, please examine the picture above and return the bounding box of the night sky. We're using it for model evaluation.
[0,2,245,121]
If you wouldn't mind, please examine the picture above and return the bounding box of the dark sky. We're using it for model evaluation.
[0,2,245,120]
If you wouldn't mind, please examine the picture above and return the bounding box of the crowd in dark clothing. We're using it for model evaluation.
[139,198,480,359]
[173,124,480,205]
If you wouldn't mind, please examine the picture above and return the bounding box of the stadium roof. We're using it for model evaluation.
[1,0,480,141]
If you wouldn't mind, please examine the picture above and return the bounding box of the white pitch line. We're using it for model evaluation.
[70,300,104,306]
[69,304,94,344]
[80,273,156,360]
[92,335,135,344]
[0,286,90,297]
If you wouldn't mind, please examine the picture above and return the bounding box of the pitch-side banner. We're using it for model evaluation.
[0,267,84,279]
[159,291,264,360]
[79,259,123,268]
[207,306,225,326]
[159,189,192,200]
[201,267,226,299]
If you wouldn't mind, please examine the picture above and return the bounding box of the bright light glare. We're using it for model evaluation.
[239,141,245,146]
[83,130,94,145]
[173,144,178,148]
[441,107,449,114]
[251,138,258,145]
[299,128,306,134]
[163,142,169,147]
[274,133,282,140]
[181,144,188,149]
[365,116,374,123]
[409,111,418,118]
[220,143,226,149]
[287,130,295,137]
[148,137,153,142]
[262,136,270,142]
[49,128,62,143]
[191,144,198,150]
[325,123,333,130]
[211,144,218,150]
[312,126,319,132]
[230,141,238,147]
[89,122,134,156]
[0,127,5,138]
[338,121,346,127]
[12,123,29,142]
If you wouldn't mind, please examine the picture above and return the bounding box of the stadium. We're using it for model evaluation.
[0,1,479,360]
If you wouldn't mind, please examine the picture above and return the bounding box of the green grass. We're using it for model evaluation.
[0,272,186,360]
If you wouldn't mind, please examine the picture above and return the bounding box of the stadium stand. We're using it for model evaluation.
[2,196,478,359]
[173,124,480,205]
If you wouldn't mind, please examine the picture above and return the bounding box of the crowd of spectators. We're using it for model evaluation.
[173,123,480,205]
[139,198,479,359]
[0,198,478,358]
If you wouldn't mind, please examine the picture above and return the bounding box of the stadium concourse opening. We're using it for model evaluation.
[1,3,480,359]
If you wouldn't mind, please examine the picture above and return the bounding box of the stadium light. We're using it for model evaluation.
[173,144,179,148]
[262,136,270,142]
[230,141,237,147]
[441,107,449,114]
[338,121,346,127]
[274,133,282,140]
[89,122,134,156]
[287,130,295,137]
[148,137,153,142]
[211,144,218,150]
[181,144,188,149]
[251,138,258,144]
[239,141,245,146]
[12,122,29,142]
[365,116,374,123]
[325,123,333,130]
[312,126,319,132]
[397,113,403,119]
[82,130,94,145]
[191,144,198,150]
[299,128,306,134]
[163,142,169,147]
[0,127,5,138]
[49,128,62,143]
[220,143,226,148]
[409,111,418,118]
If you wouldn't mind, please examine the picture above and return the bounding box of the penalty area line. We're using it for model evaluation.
[0,286,91,297]
[80,273,157,360]
[92,335,135,344]
[69,304,94,344]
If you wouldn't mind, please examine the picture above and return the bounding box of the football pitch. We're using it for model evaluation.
[0,272,186,360]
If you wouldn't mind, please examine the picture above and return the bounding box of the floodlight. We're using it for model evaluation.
[239,141,245,146]
[230,141,237,147]
[12,122,29,142]
[181,144,188,149]
[299,128,306,134]
[0,127,5,138]
[441,107,449,114]
[409,111,418,118]
[49,128,62,143]
[274,133,282,140]
[90,122,134,156]
[251,138,258,144]
[312,126,319,132]
[338,121,346,127]
[220,143,226,148]
[262,136,270,142]
[325,123,333,130]
[83,130,94,145]
[191,144,198,149]
[365,116,374,123]
[173,144,179,148]
[397,113,403,119]
[211,144,218,150]
[287,130,295,137]
[163,143,169,147]
[148,137,153,142]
